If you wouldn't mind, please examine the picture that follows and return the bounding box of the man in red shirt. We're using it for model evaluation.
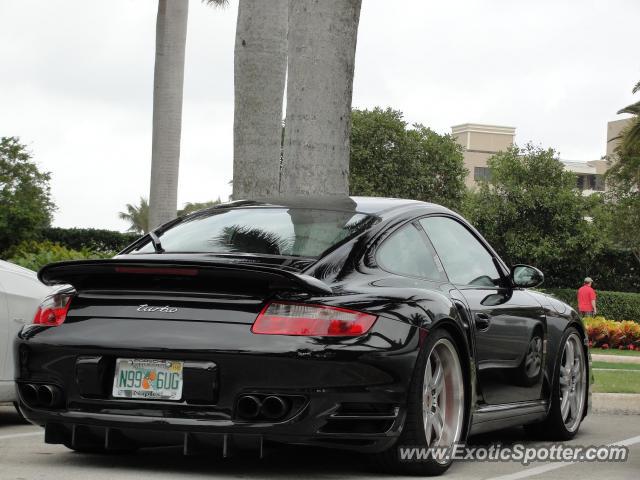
[577,277,597,316]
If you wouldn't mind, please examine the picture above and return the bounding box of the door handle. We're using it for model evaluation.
[475,313,490,330]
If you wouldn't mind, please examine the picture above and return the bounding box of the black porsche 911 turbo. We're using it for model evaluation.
[15,197,590,475]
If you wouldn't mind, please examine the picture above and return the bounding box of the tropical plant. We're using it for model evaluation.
[119,197,149,234]
[349,108,468,210]
[616,80,640,152]
[0,137,55,254]
[232,0,287,200]
[583,316,640,349]
[149,0,228,230]
[212,225,290,256]
[600,79,640,266]
[178,198,222,216]
[280,0,362,196]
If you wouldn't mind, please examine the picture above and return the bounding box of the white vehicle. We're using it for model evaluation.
[1,260,57,412]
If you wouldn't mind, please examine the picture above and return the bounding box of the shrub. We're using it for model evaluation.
[6,240,112,272]
[0,137,55,253]
[569,249,640,293]
[543,288,640,322]
[40,227,139,254]
[584,316,640,349]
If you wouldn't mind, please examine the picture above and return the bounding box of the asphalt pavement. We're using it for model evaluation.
[0,405,638,480]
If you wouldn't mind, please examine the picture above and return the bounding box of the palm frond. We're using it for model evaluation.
[620,118,640,152]
[633,80,640,95]
[118,197,149,234]
[211,225,290,255]
[203,0,229,7]
[617,100,640,115]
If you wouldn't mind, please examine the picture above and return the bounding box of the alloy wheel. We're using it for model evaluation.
[525,336,543,378]
[559,333,586,432]
[422,338,465,459]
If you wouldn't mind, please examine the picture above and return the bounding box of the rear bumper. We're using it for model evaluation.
[19,391,407,454]
[15,316,419,453]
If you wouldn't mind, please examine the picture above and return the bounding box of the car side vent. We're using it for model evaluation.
[319,402,399,434]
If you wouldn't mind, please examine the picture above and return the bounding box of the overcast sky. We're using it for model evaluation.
[1,0,638,231]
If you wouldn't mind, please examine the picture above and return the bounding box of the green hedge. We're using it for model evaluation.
[543,288,640,322]
[7,240,112,272]
[40,227,140,254]
[525,249,640,293]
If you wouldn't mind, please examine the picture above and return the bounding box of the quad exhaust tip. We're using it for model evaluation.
[237,395,262,419]
[236,394,292,421]
[21,384,64,409]
[21,383,39,406]
[261,395,289,419]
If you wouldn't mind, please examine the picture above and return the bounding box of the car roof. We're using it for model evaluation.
[210,196,450,216]
[0,259,38,278]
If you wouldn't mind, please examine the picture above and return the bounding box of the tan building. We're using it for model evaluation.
[452,119,632,193]
[559,160,607,194]
[451,123,516,188]
[606,118,631,156]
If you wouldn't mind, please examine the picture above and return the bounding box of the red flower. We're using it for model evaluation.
[602,344,609,349]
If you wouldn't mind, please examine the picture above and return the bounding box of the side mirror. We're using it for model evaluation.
[511,264,544,288]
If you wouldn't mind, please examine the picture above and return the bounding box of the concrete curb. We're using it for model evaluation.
[592,353,640,364]
[592,393,640,415]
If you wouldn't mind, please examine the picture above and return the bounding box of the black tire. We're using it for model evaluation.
[524,327,587,440]
[373,329,467,476]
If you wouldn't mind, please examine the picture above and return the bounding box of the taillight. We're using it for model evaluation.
[252,302,377,336]
[33,292,74,326]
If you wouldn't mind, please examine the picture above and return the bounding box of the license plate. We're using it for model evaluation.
[112,358,183,401]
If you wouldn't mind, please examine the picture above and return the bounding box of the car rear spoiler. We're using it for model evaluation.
[38,259,333,295]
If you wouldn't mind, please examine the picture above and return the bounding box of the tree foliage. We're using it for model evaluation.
[463,144,602,286]
[119,197,149,234]
[7,240,111,272]
[120,198,225,234]
[0,137,55,254]
[616,79,640,153]
[601,79,640,265]
[178,198,222,216]
[41,227,139,254]
[349,108,468,210]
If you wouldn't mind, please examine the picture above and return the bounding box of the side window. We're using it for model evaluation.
[420,217,500,287]
[376,223,445,281]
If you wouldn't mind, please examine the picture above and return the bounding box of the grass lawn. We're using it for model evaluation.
[592,368,640,393]
[590,347,640,357]
[592,361,640,370]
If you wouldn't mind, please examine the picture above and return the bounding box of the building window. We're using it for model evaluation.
[576,174,605,191]
[474,167,492,182]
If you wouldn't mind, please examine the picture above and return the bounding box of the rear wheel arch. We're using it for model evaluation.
[526,325,589,439]
[550,321,588,389]
[428,319,474,439]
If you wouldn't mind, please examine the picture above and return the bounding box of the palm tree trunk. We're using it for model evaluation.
[232,0,288,200]
[281,0,362,197]
[149,0,189,230]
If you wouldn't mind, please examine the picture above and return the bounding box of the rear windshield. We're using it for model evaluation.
[134,207,376,258]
